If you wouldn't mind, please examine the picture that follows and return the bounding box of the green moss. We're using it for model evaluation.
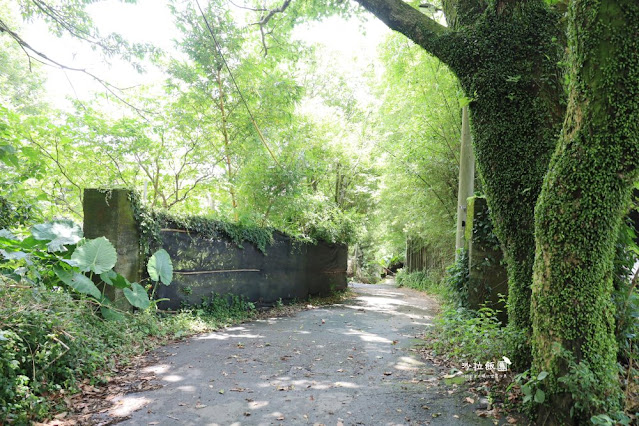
[530,0,639,421]
[440,1,566,368]
[127,190,275,255]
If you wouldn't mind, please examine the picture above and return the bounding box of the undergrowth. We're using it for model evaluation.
[427,305,511,365]
[0,282,210,424]
[411,219,639,423]
[396,268,449,299]
[0,280,349,424]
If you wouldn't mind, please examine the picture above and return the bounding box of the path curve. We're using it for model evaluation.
[111,283,493,425]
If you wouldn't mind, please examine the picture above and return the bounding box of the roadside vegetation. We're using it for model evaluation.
[2,0,639,423]
[1,265,348,423]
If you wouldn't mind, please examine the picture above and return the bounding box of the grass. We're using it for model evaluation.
[395,268,450,299]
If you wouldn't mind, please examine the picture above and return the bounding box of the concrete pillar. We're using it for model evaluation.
[455,106,475,258]
[466,196,508,322]
[83,188,141,309]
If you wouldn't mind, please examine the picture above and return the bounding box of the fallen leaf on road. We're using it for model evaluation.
[465,397,475,404]
[195,403,207,409]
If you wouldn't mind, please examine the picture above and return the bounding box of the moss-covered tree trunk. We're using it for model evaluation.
[354,0,564,367]
[531,0,639,422]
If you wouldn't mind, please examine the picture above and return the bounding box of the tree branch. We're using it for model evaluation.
[0,18,153,120]
[353,0,456,65]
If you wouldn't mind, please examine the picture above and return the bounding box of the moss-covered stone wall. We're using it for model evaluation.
[83,189,141,310]
[83,189,347,310]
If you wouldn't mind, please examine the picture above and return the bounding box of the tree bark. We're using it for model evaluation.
[531,0,639,422]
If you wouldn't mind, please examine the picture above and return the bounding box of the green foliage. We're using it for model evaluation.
[530,0,639,419]
[469,199,500,252]
[54,267,102,299]
[0,280,251,423]
[512,369,549,408]
[450,2,565,369]
[396,268,448,297]
[369,34,461,269]
[612,218,639,364]
[32,219,83,252]
[0,219,174,313]
[0,196,33,229]
[71,237,117,274]
[290,204,359,245]
[189,293,256,323]
[129,188,356,258]
[0,284,147,423]
[445,249,470,307]
[427,305,511,364]
[147,249,173,286]
[152,210,276,253]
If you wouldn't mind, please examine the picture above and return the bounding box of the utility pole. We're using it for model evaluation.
[455,105,475,257]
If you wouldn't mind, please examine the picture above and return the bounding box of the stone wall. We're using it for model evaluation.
[83,189,347,310]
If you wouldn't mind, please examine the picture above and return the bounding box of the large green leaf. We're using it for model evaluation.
[71,237,117,274]
[100,270,130,289]
[55,267,101,299]
[147,249,173,285]
[123,282,150,309]
[31,220,83,252]
[101,306,126,321]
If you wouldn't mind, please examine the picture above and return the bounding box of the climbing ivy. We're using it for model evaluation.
[127,190,275,255]
[356,0,565,368]
[447,1,565,368]
[530,0,639,421]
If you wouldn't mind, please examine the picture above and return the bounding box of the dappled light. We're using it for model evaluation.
[90,284,485,425]
[343,328,394,344]
[4,0,634,422]
[394,356,426,371]
[161,374,184,383]
[197,332,265,340]
[109,396,152,417]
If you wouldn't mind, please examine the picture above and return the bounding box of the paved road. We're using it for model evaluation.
[110,283,493,425]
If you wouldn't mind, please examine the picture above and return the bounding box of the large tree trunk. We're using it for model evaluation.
[531,0,639,422]
[354,0,564,367]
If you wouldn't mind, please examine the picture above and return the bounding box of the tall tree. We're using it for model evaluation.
[350,0,565,367]
[530,0,639,421]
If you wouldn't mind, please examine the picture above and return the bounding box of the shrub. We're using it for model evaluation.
[427,305,511,364]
